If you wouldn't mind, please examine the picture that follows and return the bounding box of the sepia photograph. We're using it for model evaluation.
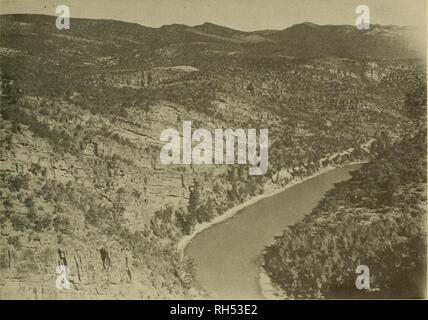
[0,0,426,305]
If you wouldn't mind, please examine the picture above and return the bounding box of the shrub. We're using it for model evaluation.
[7,174,30,192]
[7,235,21,249]
[34,213,52,232]
[10,213,31,231]
[53,214,72,234]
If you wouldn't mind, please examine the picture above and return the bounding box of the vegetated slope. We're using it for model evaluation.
[263,120,427,299]
[0,14,426,299]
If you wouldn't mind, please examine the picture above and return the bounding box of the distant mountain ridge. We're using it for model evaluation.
[0,14,425,59]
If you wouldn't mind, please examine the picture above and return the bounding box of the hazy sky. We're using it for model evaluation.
[0,0,426,30]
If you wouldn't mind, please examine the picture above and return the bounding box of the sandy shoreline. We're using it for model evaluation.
[259,265,288,300]
[177,161,365,258]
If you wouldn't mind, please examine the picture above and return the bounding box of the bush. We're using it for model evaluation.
[53,214,72,234]
[7,236,21,249]
[10,213,31,231]
[7,174,30,192]
[34,213,52,232]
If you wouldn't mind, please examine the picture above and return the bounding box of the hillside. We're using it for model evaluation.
[0,14,426,299]
[263,125,427,299]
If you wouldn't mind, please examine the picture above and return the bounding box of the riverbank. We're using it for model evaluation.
[177,161,366,259]
[257,161,367,300]
[259,265,288,300]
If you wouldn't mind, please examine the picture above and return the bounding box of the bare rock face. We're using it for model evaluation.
[0,233,145,299]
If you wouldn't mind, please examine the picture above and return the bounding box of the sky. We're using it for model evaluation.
[0,0,426,31]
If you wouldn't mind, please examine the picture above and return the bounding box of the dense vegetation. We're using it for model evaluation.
[264,121,427,298]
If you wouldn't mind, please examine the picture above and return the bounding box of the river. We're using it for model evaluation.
[185,164,361,299]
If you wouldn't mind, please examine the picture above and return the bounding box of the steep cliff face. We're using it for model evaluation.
[0,88,270,298]
[0,98,188,217]
[0,237,144,299]
[0,95,217,298]
[103,66,199,88]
